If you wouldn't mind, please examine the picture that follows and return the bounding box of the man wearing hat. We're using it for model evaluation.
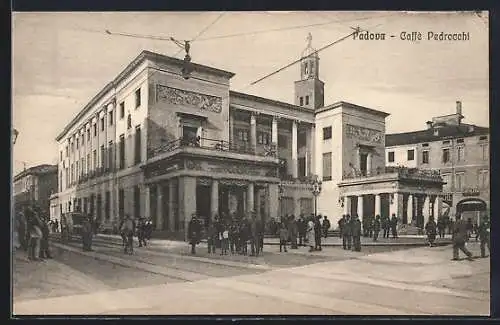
[351,214,362,252]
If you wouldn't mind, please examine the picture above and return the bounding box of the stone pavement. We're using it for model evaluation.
[13,241,489,315]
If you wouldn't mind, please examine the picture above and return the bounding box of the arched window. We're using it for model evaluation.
[304,62,309,75]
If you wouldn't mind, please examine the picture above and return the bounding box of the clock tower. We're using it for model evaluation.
[294,33,324,110]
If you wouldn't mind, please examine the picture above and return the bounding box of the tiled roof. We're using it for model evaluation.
[14,164,58,182]
[385,123,489,146]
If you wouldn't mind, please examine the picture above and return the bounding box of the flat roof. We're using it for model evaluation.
[315,101,390,118]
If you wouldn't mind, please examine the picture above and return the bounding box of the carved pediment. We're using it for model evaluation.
[345,124,383,144]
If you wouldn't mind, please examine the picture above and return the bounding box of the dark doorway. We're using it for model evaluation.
[363,195,375,218]
[381,194,390,219]
[298,157,306,178]
[350,196,357,217]
[196,185,211,227]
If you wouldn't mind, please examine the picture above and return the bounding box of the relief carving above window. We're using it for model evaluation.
[156,84,222,113]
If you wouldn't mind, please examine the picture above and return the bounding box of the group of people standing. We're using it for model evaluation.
[118,215,154,254]
[15,206,52,261]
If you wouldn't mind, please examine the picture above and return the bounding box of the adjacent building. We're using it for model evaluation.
[53,34,444,236]
[385,102,489,223]
[13,164,58,216]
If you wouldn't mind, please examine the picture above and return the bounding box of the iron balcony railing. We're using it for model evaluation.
[148,136,279,158]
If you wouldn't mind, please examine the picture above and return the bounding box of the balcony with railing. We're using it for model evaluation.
[147,136,279,160]
[342,166,443,183]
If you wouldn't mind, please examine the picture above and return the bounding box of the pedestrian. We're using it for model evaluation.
[452,214,474,261]
[322,216,331,239]
[250,214,261,256]
[145,218,153,240]
[338,215,345,240]
[466,218,473,240]
[120,215,135,254]
[477,215,490,258]
[289,216,298,249]
[26,208,42,261]
[39,216,52,259]
[229,221,237,254]
[220,223,229,256]
[351,214,362,252]
[188,214,201,255]
[382,215,389,238]
[297,216,306,246]
[279,222,288,253]
[306,216,315,252]
[373,215,381,242]
[82,216,94,252]
[425,216,437,247]
[207,219,217,254]
[314,215,322,251]
[437,217,445,238]
[390,213,398,239]
[340,215,349,249]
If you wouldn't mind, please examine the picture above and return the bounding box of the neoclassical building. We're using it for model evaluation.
[52,34,443,236]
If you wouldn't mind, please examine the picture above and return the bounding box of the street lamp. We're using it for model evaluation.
[311,175,322,218]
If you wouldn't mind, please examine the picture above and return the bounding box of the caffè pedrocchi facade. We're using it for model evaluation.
[52,35,444,237]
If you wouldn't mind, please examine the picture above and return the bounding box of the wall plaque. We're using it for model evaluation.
[345,124,383,143]
[156,84,222,113]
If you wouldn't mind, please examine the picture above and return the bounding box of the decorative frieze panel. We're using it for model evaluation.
[345,124,383,144]
[184,159,278,178]
[145,161,182,179]
[156,84,222,113]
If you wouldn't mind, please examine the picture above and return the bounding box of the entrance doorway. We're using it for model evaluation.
[219,185,245,218]
[196,185,211,227]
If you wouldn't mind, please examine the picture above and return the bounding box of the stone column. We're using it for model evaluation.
[211,179,219,219]
[291,120,298,179]
[310,125,317,176]
[180,176,197,241]
[343,196,351,215]
[375,193,381,216]
[168,180,176,231]
[250,113,257,153]
[407,194,413,224]
[156,183,164,230]
[143,185,151,220]
[357,195,364,220]
[271,116,278,148]
[247,182,255,214]
[390,193,401,219]
[434,195,442,219]
[366,153,372,176]
[268,183,279,220]
[423,195,430,225]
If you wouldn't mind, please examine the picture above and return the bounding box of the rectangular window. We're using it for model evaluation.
[60,151,63,161]
[87,129,90,141]
[299,97,304,106]
[76,138,79,149]
[407,149,415,161]
[278,134,288,148]
[479,170,489,188]
[70,163,74,184]
[108,141,114,170]
[109,110,114,125]
[422,143,429,147]
[81,134,85,145]
[119,134,125,169]
[59,171,63,192]
[93,150,97,171]
[457,146,464,162]
[481,144,488,161]
[422,150,429,164]
[323,126,332,140]
[455,173,464,191]
[101,117,105,131]
[322,152,332,181]
[305,95,309,105]
[65,145,69,157]
[75,161,79,181]
[118,188,124,217]
[237,129,249,142]
[135,125,142,164]
[388,151,395,163]
[100,144,105,169]
[82,157,85,175]
[105,191,111,220]
[442,148,450,163]
[93,124,97,137]
[135,88,141,108]
[456,138,464,144]
[441,174,450,191]
[120,102,125,119]
[298,157,306,177]
[182,125,198,142]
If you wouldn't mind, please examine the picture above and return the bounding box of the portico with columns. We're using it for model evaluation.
[338,168,445,227]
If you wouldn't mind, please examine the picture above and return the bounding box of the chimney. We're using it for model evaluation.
[426,121,433,129]
[456,101,462,115]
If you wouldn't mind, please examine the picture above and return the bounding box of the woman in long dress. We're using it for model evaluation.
[306,217,315,252]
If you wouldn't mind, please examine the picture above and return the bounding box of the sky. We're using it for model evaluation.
[12,11,489,175]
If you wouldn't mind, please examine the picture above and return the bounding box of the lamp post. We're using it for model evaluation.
[311,175,322,218]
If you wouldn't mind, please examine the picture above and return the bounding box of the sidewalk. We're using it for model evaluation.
[13,242,489,315]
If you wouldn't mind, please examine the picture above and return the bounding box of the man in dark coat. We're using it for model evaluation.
[314,215,322,251]
[338,215,345,240]
[343,215,352,250]
[322,216,331,239]
[39,215,52,259]
[390,214,398,239]
[382,215,389,238]
[250,215,261,256]
[82,216,94,252]
[188,214,201,255]
[289,216,298,249]
[437,217,445,238]
[373,215,381,242]
[452,214,473,261]
[137,218,147,247]
[477,215,490,258]
[425,216,437,247]
[297,216,306,246]
[351,214,362,252]
[207,220,217,254]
